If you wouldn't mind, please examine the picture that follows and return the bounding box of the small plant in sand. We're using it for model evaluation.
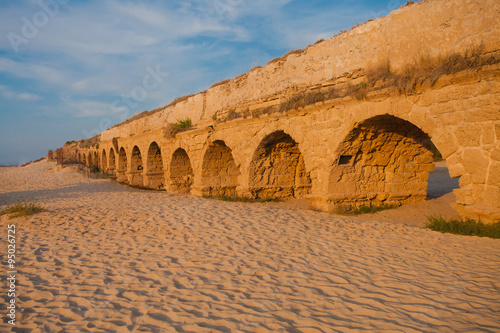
[220,195,281,203]
[426,216,500,239]
[0,202,46,219]
[203,195,281,203]
[334,203,398,215]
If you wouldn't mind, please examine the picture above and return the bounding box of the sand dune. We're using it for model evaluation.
[0,161,499,332]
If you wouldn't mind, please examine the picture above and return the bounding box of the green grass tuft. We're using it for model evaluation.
[426,216,500,239]
[205,195,281,203]
[0,202,46,219]
[172,118,193,130]
[171,118,193,133]
[335,203,398,215]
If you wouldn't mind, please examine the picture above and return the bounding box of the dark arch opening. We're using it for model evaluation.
[93,151,99,168]
[101,150,107,171]
[329,114,447,210]
[249,131,311,199]
[87,152,92,167]
[82,153,86,165]
[201,140,240,197]
[170,148,194,193]
[117,147,128,182]
[109,148,116,174]
[146,142,165,190]
[130,146,144,186]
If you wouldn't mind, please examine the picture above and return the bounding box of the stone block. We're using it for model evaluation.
[462,148,489,184]
[487,161,500,186]
[385,183,406,194]
[458,174,472,187]
[463,108,500,124]
[418,163,436,172]
[461,205,500,224]
[446,154,464,178]
[432,130,459,158]
[492,148,500,162]
[456,125,482,147]
[453,186,475,205]
[496,124,500,141]
[481,124,496,146]
[480,185,500,208]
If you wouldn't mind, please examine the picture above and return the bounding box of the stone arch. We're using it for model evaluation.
[328,114,438,209]
[82,153,86,165]
[201,140,240,197]
[169,148,194,193]
[87,152,93,166]
[129,146,144,187]
[109,148,116,173]
[101,149,107,171]
[117,147,128,182]
[146,142,165,190]
[249,130,311,199]
[93,151,99,168]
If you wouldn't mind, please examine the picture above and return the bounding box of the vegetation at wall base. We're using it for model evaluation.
[202,195,281,203]
[425,216,500,239]
[335,203,398,215]
[0,202,46,219]
[220,45,500,123]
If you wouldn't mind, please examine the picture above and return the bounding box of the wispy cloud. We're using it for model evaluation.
[62,98,114,118]
[0,57,66,85]
[0,85,42,101]
[0,0,410,164]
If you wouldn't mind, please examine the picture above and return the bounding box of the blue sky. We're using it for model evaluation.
[0,0,409,165]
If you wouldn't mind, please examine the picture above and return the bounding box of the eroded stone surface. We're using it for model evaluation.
[70,0,500,222]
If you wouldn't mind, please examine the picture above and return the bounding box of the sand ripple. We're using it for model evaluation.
[0,162,499,332]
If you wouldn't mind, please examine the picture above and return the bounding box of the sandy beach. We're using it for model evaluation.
[0,160,499,332]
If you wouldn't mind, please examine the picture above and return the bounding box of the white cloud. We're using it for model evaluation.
[0,85,42,101]
[0,58,65,85]
[63,98,114,118]
[0,0,398,118]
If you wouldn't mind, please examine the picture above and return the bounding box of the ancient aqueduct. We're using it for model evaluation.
[70,0,500,222]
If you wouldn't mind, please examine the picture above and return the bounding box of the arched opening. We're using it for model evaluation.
[109,148,116,175]
[201,140,240,197]
[87,152,92,166]
[329,114,441,210]
[93,151,99,168]
[146,142,165,190]
[82,153,86,165]
[169,148,193,193]
[129,146,144,186]
[117,147,128,182]
[101,150,107,171]
[249,131,311,199]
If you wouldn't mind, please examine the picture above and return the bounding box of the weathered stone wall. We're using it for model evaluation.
[330,116,436,207]
[146,142,164,190]
[100,0,499,142]
[78,63,500,222]
[169,148,194,194]
[74,0,500,222]
[201,141,240,197]
[249,131,312,199]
